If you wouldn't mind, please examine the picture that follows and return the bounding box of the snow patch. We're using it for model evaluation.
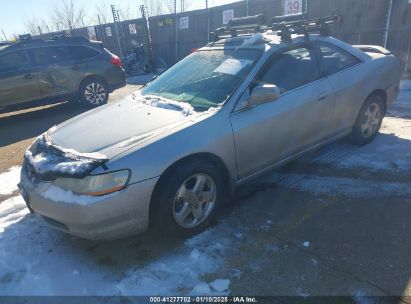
[209,279,230,292]
[238,33,264,49]
[303,241,310,248]
[192,283,211,294]
[190,249,201,260]
[0,195,233,296]
[0,166,21,195]
[40,185,111,205]
[0,196,28,233]
[116,229,231,296]
[140,95,195,116]
[25,134,106,179]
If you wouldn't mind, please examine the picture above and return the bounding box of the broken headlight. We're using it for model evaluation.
[53,170,130,196]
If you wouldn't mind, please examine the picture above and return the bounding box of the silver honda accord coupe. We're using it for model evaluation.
[19,22,402,239]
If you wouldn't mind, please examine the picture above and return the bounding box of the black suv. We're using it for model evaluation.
[0,36,126,109]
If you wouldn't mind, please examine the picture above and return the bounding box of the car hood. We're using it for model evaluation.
[48,96,199,158]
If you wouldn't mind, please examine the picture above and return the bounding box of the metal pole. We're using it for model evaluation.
[97,15,107,46]
[383,0,393,48]
[206,0,210,42]
[111,5,124,58]
[246,0,249,16]
[405,35,411,74]
[2,29,8,40]
[175,0,178,62]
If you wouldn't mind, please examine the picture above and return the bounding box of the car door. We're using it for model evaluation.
[0,50,41,107]
[64,45,96,92]
[230,44,335,180]
[30,45,88,98]
[314,41,363,136]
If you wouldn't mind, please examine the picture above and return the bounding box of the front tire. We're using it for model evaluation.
[151,160,224,237]
[349,94,385,145]
[79,78,108,107]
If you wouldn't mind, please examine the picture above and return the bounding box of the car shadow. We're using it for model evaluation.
[0,101,90,148]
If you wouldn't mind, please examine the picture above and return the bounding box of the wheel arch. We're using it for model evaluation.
[148,152,234,226]
[368,89,387,113]
[78,74,108,92]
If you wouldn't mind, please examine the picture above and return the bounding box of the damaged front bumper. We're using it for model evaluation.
[19,162,158,239]
[19,134,158,240]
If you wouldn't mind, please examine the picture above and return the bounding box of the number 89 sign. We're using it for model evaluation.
[284,0,303,15]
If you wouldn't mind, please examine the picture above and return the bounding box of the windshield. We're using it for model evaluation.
[141,49,261,112]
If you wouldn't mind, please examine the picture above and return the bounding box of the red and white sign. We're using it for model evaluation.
[87,26,97,41]
[223,9,234,25]
[284,0,303,15]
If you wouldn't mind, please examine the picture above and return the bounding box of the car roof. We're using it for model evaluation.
[0,37,100,54]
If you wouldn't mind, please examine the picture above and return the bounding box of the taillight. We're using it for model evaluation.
[110,55,122,67]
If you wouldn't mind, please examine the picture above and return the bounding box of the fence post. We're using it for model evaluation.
[206,0,210,42]
[175,0,179,63]
[383,0,393,48]
[97,15,107,47]
[111,4,124,58]
[405,35,411,74]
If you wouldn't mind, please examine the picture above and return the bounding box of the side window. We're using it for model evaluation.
[32,47,51,65]
[31,47,67,66]
[0,51,29,73]
[256,46,321,93]
[317,42,361,76]
[49,47,68,63]
[68,46,99,61]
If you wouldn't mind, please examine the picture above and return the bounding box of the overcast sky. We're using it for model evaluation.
[0,0,240,39]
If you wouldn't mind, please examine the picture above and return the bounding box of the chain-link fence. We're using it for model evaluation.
[38,0,411,75]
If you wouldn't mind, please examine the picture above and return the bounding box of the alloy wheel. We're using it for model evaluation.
[84,83,106,105]
[172,173,217,228]
[360,102,381,138]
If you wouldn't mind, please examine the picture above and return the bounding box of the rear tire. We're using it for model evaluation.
[349,94,385,145]
[151,160,224,237]
[79,77,108,107]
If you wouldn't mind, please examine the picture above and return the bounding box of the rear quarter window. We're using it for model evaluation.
[317,42,361,77]
[68,46,99,61]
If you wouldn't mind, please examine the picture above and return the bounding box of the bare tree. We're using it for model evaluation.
[95,0,111,24]
[163,0,176,14]
[118,1,140,20]
[53,0,88,31]
[24,17,42,35]
[162,0,196,14]
[141,0,167,16]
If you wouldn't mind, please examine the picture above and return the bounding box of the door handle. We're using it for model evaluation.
[22,73,33,80]
[71,65,80,70]
[318,94,327,101]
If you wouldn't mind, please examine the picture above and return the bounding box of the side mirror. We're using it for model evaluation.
[248,84,280,107]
